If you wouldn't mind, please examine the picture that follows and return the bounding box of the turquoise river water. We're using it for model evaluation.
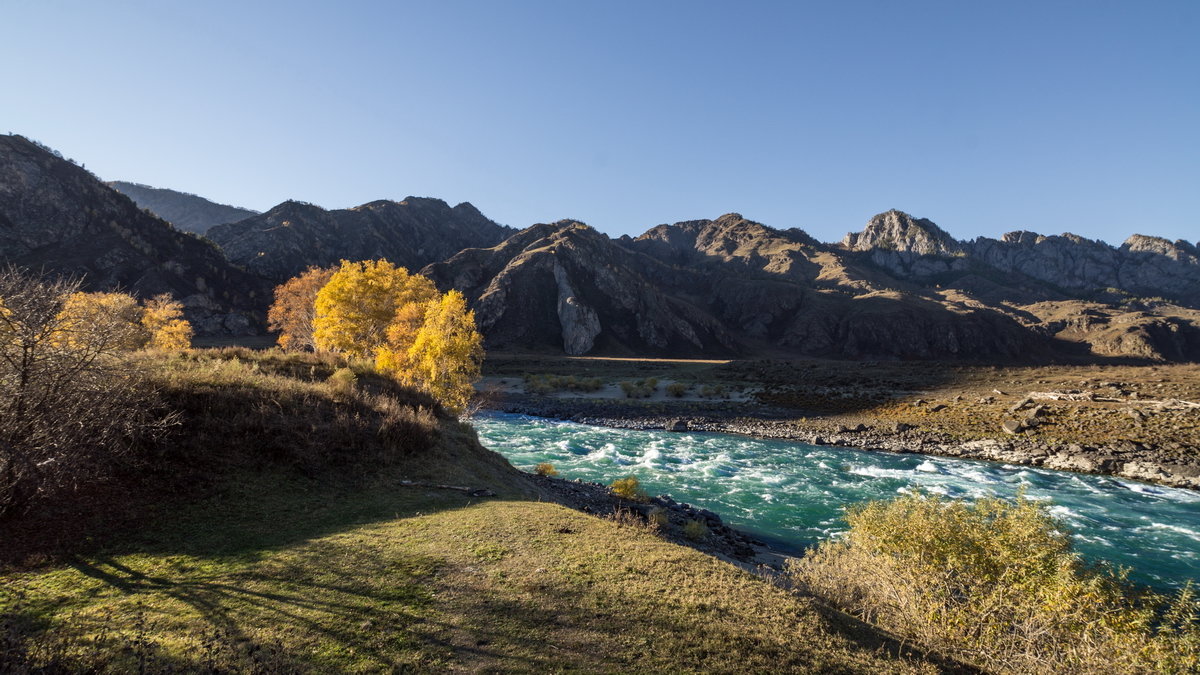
[473,413,1200,590]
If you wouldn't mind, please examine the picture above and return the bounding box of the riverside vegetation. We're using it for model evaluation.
[2,268,1199,672]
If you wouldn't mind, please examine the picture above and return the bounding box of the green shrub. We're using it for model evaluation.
[789,491,1200,674]
[699,384,729,399]
[610,476,646,501]
[534,462,558,477]
[524,373,604,394]
[683,519,709,541]
[666,382,688,397]
[618,379,657,399]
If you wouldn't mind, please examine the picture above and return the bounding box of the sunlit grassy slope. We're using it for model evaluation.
[1,350,945,673]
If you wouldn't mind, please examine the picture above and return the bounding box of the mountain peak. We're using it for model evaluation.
[842,210,962,255]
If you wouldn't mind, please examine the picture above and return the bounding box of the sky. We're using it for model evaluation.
[3,0,1197,244]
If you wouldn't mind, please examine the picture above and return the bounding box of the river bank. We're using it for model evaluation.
[483,393,1200,490]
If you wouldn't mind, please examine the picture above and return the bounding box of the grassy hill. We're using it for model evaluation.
[0,350,945,673]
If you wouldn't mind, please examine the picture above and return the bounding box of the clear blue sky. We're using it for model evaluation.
[4,0,1197,244]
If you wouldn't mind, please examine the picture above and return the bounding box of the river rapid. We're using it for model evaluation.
[473,412,1200,590]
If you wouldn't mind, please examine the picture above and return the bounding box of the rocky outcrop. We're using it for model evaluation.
[0,135,268,334]
[840,211,1200,307]
[108,181,257,235]
[208,197,514,281]
[553,261,602,355]
[424,221,738,356]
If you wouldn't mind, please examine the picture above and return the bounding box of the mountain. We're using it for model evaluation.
[108,181,258,235]
[207,198,515,282]
[0,135,269,334]
[424,221,738,356]
[426,216,1045,359]
[839,210,1200,306]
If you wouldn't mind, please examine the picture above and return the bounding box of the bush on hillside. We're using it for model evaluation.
[534,462,558,477]
[610,476,646,501]
[789,491,1200,673]
[0,269,170,518]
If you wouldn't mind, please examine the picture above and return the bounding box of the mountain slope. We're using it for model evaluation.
[424,221,739,356]
[208,197,515,281]
[108,181,258,235]
[428,217,1045,359]
[0,135,269,334]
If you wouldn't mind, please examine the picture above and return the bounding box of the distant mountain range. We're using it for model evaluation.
[2,133,1198,361]
[108,181,258,235]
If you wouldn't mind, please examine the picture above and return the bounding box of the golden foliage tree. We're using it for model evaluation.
[141,294,193,351]
[380,290,483,414]
[312,260,436,359]
[267,266,335,351]
[55,291,147,351]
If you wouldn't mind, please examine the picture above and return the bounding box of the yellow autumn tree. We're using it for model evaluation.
[382,290,483,414]
[56,291,147,351]
[141,294,193,351]
[267,266,335,351]
[312,260,437,359]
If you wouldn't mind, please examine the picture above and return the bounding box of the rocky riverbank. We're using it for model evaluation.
[532,472,794,571]
[486,394,1200,491]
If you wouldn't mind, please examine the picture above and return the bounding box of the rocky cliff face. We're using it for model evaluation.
[0,135,269,334]
[427,216,1045,360]
[423,221,737,356]
[108,181,257,235]
[839,210,1200,307]
[208,197,514,281]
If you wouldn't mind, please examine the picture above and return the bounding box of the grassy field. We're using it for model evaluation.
[1,350,947,673]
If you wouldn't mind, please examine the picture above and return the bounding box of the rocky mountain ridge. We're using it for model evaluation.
[0,135,268,334]
[2,134,1197,360]
[208,197,515,281]
[108,181,258,235]
[841,209,1200,305]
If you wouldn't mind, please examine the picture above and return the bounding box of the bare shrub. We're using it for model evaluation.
[0,268,168,518]
[789,490,1200,673]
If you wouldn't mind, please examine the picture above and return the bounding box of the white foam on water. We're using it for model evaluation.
[915,460,940,473]
[1142,523,1200,542]
[849,465,914,480]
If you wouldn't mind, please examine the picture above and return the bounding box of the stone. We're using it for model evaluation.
[1002,420,1024,435]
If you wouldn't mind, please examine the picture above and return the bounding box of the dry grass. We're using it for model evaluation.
[0,348,952,673]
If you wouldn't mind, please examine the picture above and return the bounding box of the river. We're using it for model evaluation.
[473,412,1200,590]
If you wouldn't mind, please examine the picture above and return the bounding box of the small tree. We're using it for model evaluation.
[383,290,483,414]
[267,266,335,351]
[141,294,192,351]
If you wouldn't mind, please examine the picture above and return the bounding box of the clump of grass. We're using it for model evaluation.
[610,476,647,501]
[618,378,658,399]
[534,462,558,477]
[666,382,688,397]
[790,490,1200,674]
[699,384,729,399]
[683,519,709,541]
[327,367,358,396]
[647,507,669,530]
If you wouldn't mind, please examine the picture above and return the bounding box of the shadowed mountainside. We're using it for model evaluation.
[108,181,258,235]
[0,135,270,334]
[425,216,1047,360]
[208,197,515,282]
